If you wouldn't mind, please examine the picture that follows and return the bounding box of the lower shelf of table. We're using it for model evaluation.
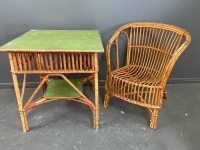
[43,79,83,98]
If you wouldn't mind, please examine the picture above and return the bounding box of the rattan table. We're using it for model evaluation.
[0,30,104,132]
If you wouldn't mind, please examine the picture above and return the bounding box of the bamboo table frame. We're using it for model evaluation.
[0,30,104,132]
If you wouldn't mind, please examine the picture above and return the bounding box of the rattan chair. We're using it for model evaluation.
[104,22,191,129]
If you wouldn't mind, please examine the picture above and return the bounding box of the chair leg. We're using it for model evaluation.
[104,76,111,108]
[40,74,47,93]
[104,90,110,108]
[163,90,167,99]
[150,108,159,129]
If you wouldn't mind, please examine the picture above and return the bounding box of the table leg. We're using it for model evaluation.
[93,53,99,129]
[12,73,29,132]
[8,53,29,132]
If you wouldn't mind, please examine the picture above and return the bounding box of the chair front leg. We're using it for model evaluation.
[104,75,111,108]
[39,74,47,93]
[150,108,159,129]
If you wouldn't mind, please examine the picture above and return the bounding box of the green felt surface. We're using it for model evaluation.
[43,79,83,98]
[0,30,104,52]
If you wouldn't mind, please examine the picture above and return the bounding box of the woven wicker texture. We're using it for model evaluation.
[104,22,191,129]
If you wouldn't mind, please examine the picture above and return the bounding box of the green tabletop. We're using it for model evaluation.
[0,30,104,52]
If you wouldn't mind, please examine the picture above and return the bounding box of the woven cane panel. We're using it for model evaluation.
[11,52,96,73]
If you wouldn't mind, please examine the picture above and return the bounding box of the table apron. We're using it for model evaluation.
[8,52,99,73]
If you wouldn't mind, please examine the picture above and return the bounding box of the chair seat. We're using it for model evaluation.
[110,65,162,86]
[109,65,163,109]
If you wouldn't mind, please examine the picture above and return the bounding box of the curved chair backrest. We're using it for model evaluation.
[108,22,191,86]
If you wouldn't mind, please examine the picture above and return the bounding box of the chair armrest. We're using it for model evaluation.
[173,30,191,57]
[106,24,132,74]
[161,31,191,86]
[105,31,121,74]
